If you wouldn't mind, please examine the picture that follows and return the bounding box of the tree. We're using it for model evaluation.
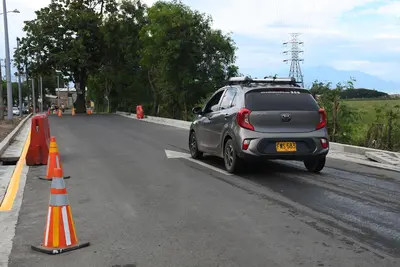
[87,0,149,113]
[138,0,238,119]
[14,0,117,113]
[15,0,238,118]
[314,78,358,142]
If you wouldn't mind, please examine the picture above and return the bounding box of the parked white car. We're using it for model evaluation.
[12,107,20,116]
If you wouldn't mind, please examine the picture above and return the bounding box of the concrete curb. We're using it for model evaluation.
[329,142,400,158]
[0,114,33,156]
[327,151,400,173]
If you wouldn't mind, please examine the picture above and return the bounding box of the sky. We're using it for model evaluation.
[3,0,400,87]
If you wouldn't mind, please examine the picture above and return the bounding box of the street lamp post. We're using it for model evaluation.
[56,70,61,107]
[39,75,43,112]
[32,78,36,114]
[16,38,22,117]
[1,2,20,120]
[0,9,19,16]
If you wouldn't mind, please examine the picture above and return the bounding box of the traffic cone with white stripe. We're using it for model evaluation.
[31,168,90,255]
[39,136,70,180]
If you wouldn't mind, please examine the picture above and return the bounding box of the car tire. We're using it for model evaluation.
[224,139,243,174]
[189,131,203,159]
[304,156,326,173]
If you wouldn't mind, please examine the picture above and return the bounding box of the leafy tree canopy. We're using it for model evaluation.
[14,0,238,115]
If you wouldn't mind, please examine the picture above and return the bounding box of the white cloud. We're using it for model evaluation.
[4,0,400,88]
[374,1,400,15]
[187,0,379,40]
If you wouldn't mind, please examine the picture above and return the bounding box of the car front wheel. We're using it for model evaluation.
[224,139,243,174]
[189,131,203,159]
[304,156,326,173]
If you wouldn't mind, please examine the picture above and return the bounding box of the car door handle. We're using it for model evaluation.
[224,114,229,119]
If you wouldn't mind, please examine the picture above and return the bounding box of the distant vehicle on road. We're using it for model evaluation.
[12,107,20,116]
[189,76,329,174]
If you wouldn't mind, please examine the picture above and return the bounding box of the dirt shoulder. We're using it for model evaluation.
[0,117,26,143]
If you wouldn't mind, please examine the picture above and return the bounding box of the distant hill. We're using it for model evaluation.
[309,84,389,99]
[340,88,388,99]
[302,66,400,93]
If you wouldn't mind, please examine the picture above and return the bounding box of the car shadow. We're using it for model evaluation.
[198,155,321,189]
[200,155,309,175]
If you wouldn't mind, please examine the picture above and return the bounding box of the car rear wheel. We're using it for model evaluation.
[224,139,243,174]
[304,156,326,173]
[189,131,203,159]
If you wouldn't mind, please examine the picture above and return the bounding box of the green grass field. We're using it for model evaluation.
[342,98,400,124]
[340,98,400,144]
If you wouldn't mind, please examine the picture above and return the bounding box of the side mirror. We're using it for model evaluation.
[192,106,202,114]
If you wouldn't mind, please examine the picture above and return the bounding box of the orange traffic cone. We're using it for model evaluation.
[31,168,90,255]
[72,108,75,116]
[39,137,70,180]
[58,109,62,117]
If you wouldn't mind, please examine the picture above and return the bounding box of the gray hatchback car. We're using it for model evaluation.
[189,76,329,174]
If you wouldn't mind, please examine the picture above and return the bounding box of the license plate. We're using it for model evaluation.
[276,142,297,152]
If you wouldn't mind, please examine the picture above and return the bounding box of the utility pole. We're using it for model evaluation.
[16,38,23,117]
[39,75,43,112]
[0,59,3,120]
[67,81,69,108]
[31,78,36,114]
[3,0,13,120]
[17,73,22,117]
[56,73,60,107]
[283,33,304,87]
[24,63,30,113]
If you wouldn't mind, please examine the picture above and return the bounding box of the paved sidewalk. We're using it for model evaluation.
[0,120,31,267]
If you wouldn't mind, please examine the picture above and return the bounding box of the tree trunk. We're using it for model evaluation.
[182,91,188,121]
[331,99,340,142]
[105,78,111,113]
[74,71,87,113]
[148,70,158,115]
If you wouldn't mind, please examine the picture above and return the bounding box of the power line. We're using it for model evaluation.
[283,33,304,87]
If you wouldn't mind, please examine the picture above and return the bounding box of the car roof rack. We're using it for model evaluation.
[226,76,301,87]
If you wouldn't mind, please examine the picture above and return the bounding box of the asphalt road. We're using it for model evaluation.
[8,114,400,267]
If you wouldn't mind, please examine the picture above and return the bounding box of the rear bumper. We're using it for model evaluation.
[238,148,329,161]
[234,129,329,161]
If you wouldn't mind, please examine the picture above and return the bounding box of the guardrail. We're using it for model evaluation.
[116,111,400,159]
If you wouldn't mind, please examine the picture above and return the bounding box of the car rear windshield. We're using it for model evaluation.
[245,88,320,111]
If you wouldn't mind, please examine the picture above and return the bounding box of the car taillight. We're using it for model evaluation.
[320,138,329,149]
[242,139,251,150]
[237,108,254,131]
[316,108,326,130]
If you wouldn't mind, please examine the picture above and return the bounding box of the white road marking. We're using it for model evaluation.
[165,150,232,176]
